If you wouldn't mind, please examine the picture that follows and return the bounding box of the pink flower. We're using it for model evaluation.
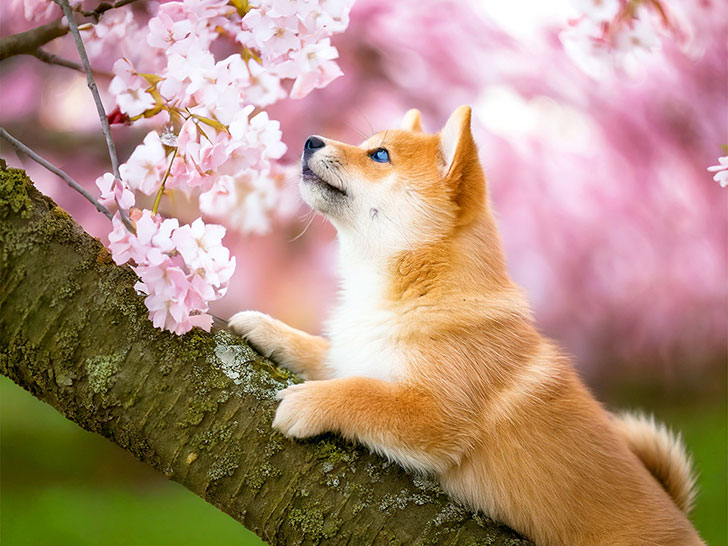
[119,131,168,195]
[290,59,343,99]
[171,218,235,289]
[108,210,142,265]
[95,172,135,211]
[147,12,195,53]
[106,207,233,335]
[277,39,343,98]
[248,112,287,158]
[109,59,156,117]
[707,156,728,188]
[245,60,285,106]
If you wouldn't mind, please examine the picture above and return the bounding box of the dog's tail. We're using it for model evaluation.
[613,412,698,514]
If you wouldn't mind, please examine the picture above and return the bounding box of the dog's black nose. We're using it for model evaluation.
[304,136,325,151]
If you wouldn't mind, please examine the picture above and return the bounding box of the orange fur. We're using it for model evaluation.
[229,106,703,545]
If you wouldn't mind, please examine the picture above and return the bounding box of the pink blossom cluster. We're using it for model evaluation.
[559,0,690,77]
[96,173,235,335]
[105,0,353,238]
[9,0,353,335]
[98,0,352,333]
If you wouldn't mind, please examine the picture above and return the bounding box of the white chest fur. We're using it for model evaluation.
[324,255,405,382]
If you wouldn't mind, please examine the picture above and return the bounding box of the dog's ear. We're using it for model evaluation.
[439,105,485,225]
[400,109,423,132]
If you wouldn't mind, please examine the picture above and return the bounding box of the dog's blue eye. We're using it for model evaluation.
[370,148,390,163]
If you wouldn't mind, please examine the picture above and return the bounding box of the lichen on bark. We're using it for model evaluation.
[0,165,532,545]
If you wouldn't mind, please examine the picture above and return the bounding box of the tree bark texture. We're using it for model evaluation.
[0,164,531,546]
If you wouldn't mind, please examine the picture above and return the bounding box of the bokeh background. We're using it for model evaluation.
[1,0,726,544]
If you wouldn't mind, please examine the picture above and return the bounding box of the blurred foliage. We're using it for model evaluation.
[1,375,725,545]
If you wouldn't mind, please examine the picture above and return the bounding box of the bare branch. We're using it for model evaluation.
[54,0,119,177]
[0,19,69,62]
[53,0,134,233]
[78,0,140,19]
[31,49,85,73]
[0,127,113,221]
[31,48,114,77]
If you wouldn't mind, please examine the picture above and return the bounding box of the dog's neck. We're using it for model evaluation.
[335,208,513,314]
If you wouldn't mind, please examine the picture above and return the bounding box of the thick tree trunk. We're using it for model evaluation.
[0,163,531,546]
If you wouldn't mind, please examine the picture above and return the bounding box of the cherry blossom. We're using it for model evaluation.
[109,59,156,118]
[108,209,235,334]
[119,131,168,196]
[707,156,728,188]
[95,172,135,211]
[561,0,684,77]
[147,12,195,53]
[10,0,354,335]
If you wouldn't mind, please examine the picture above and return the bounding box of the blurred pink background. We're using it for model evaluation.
[1,0,726,388]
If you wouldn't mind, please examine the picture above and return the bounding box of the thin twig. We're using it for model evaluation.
[32,49,84,73]
[53,0,134,233]
[31,49,115,77]
[54,0,119,177]
[0,127,113,221]
[152,147,178,215]
[79,0,140,19]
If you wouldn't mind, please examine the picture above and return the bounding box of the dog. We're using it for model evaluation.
[229,106,703,545]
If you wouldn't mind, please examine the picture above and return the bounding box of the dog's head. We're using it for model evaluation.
[300,106,486,258]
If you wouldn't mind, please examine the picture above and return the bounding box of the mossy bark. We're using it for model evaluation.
[0,164,532,546]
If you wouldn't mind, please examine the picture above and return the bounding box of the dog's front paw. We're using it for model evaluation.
[228,310,279,358]
[273,383,329,439]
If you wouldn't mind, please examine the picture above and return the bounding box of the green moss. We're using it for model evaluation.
[0,167,33,219]
[179,397,219,428]
[193,422,237,452]
[287,507,342,543]
[54,369,75,387]
[315,439,358,466]
[49,274,81,308]
[208,444,243,480]
[0,182,100,266]
[190,363,229,394]
[180,328,217,362]
[378,488,435,513]
[56,329,80,363]
[85,354,121,394]
[244,461,281,491]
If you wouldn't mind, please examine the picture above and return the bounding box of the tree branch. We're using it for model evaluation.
[0,19,69,62]
[0,0,141,62]
[53,0,134,233]
[54,0,119,177]
[0,127,113,221]
[31,48,85,74]
[0,165,531,546]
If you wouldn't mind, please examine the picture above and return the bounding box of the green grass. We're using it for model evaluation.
[0,377,265,546]
[1,485,265,546]
[1,375,726,545]
[656,404,728,545]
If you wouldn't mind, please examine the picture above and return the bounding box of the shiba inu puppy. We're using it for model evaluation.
[229,106,703,545]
